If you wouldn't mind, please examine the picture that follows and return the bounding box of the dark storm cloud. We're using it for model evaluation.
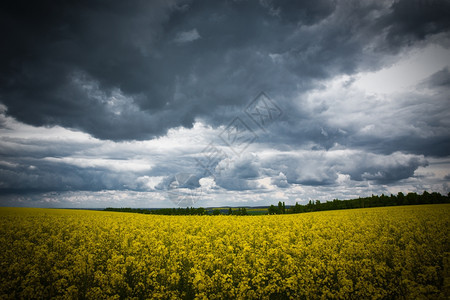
[0,159,106,193]
[0,157,149,194]
[255,64,450,159]
[0,135,97,159]
[0,0,181,139]
[202,149,429,191]
[381,0,450,49]
[258,151,429,186]
[1,0,449,204]
[213,154,262,191]
[1,0,449,141]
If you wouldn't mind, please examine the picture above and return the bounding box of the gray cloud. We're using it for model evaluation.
[271,172,289,188]
[174,28,201,43]
[381,0,450,49]
[1,0,449,141]
[423,67,450,88]
[0,0,449,206]
[213,154,262,191]
[0,157,149,194]
[267,150,428,186]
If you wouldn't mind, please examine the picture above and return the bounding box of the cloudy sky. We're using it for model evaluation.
[1,0,449,208]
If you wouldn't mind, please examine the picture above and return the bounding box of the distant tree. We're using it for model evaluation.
[397,192,405,205]
[315,200,321,211]
[268,205,278,215]
[293,202,302,213]
[380,194,389,206]
[212,209,221,215]
[422,191,431,204]
[105,191,448,217]
[306,200,314,212]
[430,192,441,204]
[358,197,365,208]
[406,192,418,205]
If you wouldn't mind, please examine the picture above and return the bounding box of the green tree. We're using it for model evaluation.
[268,205,277,215]
[397,192,405,205]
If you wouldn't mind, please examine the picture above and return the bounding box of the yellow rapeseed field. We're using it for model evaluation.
[0,205,449,299]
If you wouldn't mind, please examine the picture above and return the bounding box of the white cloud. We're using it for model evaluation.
[174,28,201,43]
[354,44,450,94]
[1,106,448,207]
[136,176,165,190]
[43,157,153,172]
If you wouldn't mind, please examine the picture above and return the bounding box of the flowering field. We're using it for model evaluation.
[0,205,449,299]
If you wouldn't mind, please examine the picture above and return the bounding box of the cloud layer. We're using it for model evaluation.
[0,0,449,207]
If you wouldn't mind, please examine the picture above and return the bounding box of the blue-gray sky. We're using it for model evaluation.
[1,0,449,208]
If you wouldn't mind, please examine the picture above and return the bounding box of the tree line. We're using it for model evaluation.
[104,191,449,216]
[104,206,249,216]
[268,191,450,214]
[104,207,206,215]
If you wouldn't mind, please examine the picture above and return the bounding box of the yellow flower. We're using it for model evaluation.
[0,204,448,299]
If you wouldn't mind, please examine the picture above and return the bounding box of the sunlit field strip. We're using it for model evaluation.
[0,205,449,299]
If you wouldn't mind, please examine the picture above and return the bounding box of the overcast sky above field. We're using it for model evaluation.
[1,0,450,208]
